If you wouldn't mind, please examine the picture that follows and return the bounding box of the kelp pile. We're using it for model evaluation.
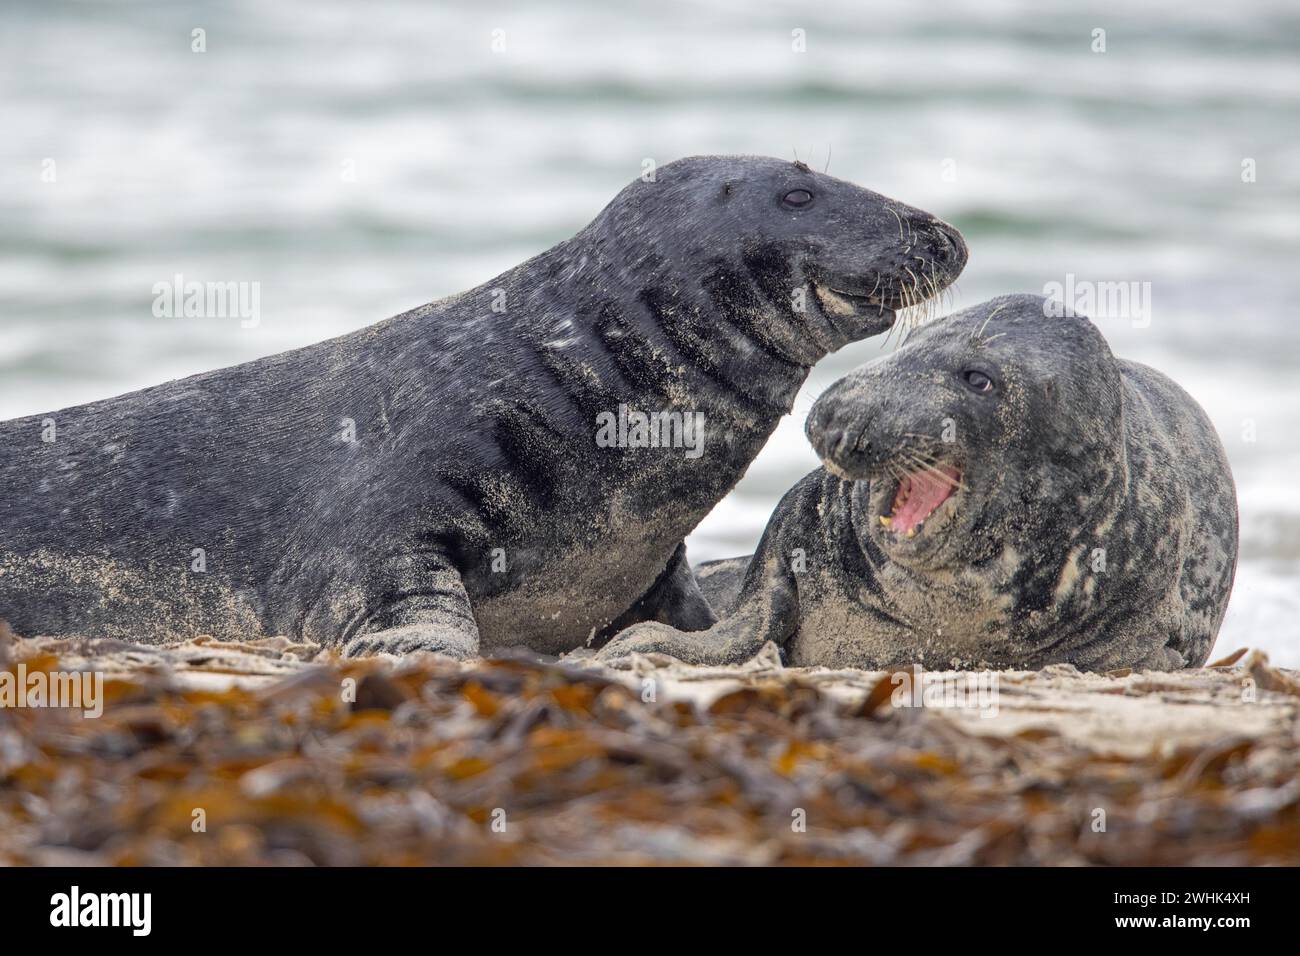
[2,635,1299,865]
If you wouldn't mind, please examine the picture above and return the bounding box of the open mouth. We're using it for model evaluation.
[879,464,962,539]
[813,284,897,319]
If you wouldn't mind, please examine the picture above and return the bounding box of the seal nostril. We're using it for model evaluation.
[932,220,968,268]
[817,427,842,456]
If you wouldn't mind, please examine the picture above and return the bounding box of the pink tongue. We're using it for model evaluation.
[894,467,959,534]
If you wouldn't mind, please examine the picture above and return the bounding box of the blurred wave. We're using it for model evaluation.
[1,0,1297,661]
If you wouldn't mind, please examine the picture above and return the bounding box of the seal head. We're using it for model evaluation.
[806,293,1123,576]
[595,156,967,366]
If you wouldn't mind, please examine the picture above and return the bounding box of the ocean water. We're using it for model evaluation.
[1,0,1297,663]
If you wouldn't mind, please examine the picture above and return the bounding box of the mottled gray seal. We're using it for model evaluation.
[596,293,1238,672]
[0,156,967,658]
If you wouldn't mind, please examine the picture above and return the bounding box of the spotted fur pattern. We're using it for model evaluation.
[598,294,1238,672]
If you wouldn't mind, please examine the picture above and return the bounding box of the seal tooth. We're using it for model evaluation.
[879,515,892,528]
[906,527,916,539]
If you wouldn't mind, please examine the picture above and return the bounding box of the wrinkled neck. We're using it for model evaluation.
[552,224,819,418]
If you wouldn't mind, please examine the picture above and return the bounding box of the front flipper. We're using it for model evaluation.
[603,542,718,637]
[594,619,749,668]
[343,556,480,659]
[693,555,752,614]
[596,548,799,669]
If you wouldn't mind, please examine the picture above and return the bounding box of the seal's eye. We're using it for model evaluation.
[962,369,994,393]
[782,188,814,208]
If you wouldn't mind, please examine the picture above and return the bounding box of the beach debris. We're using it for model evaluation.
[1208,647,1249,668]
[1,636,1297,865]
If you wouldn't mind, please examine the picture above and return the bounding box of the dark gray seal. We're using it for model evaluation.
[0,156,967,658]
[595,293,1238,672]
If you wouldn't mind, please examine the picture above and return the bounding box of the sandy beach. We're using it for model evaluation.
[4,632,1297,865]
